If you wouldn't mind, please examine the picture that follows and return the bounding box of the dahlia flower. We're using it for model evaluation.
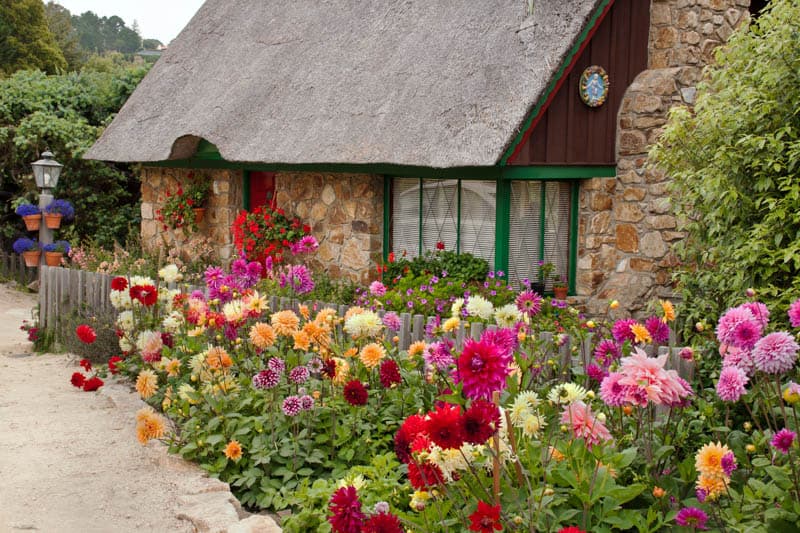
[675,507,708,530]
[753,331,799,374]
[456,332,513,401]
[328,486,365,533]
[560,401,612,449]
[716,366,748,402]
[771,428,796,454]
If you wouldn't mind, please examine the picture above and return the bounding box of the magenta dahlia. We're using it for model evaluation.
[789,299,800,328]
[329,486,365,533]
[753,331,799,374]
[675,507,708,530]
[456,333,513,401]
[771,428,796,454]
[645,316,670,344]
[611,319,637,343]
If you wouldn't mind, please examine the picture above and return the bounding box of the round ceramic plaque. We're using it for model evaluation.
[579,66,609,107]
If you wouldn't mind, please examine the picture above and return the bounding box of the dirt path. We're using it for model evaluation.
[0,283,279,533]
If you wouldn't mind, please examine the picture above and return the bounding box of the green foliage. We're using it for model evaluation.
[383,250,489,286]
[44,1,83,71]
[650,0,800,341]
[0,0,67,75]
[71,10,140,54]
[0,66,149,247]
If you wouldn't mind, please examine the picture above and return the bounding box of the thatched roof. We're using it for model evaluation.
[86,0,603,168]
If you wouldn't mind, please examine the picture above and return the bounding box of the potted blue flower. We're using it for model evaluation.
[12,237,40,267]
[42,240,71,266]
[15,203,42,231]
[43,199,75,229]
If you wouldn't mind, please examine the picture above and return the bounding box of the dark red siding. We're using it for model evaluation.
[508,0,650,166]
[248,171,275,209]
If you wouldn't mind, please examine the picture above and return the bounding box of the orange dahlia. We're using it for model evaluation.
[135,407,166,445]
[249,322,276,349]
[695,442,730,479]
[136,369,158,399]
[630,323,652,344]
[206,346,233,369]
[360,343,386,369]
[271,310,300,336]
[408,341,426,358]
[292,330,311,351]
[224,439,243,461]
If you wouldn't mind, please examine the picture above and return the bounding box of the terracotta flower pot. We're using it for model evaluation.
[22,250,41,268]
[44,251,64,267]
[553,286,568,300]
[193,208,206,224]
[22,214,42,231]
[44,213,63,229]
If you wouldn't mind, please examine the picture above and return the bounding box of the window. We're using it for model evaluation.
[508,181,572,288]
[389,176,575,289]
[390,178,496,267]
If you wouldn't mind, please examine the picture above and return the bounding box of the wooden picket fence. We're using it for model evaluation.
[37,265,693,379]
[0,251,38,286]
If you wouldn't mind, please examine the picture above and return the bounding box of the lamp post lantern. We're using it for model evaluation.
[31,151,63,267]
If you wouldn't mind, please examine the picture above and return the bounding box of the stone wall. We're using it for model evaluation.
[274,172,383,285]
[140,167,243,261]
[576,0,750,317]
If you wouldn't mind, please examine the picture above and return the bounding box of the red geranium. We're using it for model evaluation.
[343,380,368,406]
[130,284,158,306]
[76,325,96,344]
[436,241,445,250]
[110,276,128,291]
[231,205,310,265]
[108,356,123,374]
[83,376,104,392]
[70,372,86,388]
[468,501,502,532]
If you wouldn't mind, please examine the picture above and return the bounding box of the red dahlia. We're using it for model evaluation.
[425,403,464,450]
[379,359,402,388]
[110,276,128,291]
[108,356,123,374]
[557,528,587,533]
[75,325,96,344]
[407,460,445,490]
[321,358,337,379]
[343,380,368,406]
[70,372,86,388]
[328,486,365,533]
[82,376,104,392]
[362,511,403,533]
[394,414,427,464]
[130,284,158,306]
[462,399,501,445]
[468,501,502,532]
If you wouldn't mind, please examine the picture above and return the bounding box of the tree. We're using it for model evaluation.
[0,0,66,75]
[71,10,140,55]
[651,0,800,335]
[142,38,163,50]
[44,1,83,70]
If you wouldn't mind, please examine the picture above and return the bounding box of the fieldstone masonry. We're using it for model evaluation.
[140,167,243,261]
[274,172,384,285]
[576,0,750,316]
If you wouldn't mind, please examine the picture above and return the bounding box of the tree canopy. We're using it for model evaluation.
[0,0,67,75]
[651,0,800,334]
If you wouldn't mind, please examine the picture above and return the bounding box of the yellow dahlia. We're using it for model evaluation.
[660,299,676,322]
[224,440,243,461]
[359,342,386,369]
[408,341,426,358]
[630,323,652,344]
[298,304,310,320]
[136,369,158,399]
[242,291,267,315]
[249,322,276,349]
[696,473,727,500]
[271,310,300,336]
[332,357,350,385]
[442,316,460,333]
[695,441,730,479]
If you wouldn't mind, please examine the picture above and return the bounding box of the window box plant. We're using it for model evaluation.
[42,240,71,267]
[157,172,212,232]
[553,275,568,299]
[43,199,75,229]
[12,237,40,267]
[15,203,42,231]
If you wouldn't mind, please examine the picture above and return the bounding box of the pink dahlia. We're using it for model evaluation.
[516,290,542,316]
[587,363,608,383]
[329,485,365,533]
[281,395,302,416]
[716,306,760,346]
[369,280,387,297]
[456,332,513,401]
[731,319,762,349]
[560,401,612,449]
[594,339,621,366]
[753,331,799,374]
[599,372,628,407]
[721,345,756,376]
[771,428,796,454]
[789,299,800,328]
[741,301,770,329]
[617,348,693,406]
[716,366,748,402]
[645,316,670,344]
[612,319,637,343]
[675,507,708,530]
[382,311,401,332]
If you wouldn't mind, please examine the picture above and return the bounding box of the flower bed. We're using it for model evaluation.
[71,256,800,532]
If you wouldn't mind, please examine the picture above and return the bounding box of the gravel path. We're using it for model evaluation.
[0,283,279,533]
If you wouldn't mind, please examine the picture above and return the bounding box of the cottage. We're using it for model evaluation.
[86,0,757,316]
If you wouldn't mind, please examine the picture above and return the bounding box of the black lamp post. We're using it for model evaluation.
[31,151,63,266]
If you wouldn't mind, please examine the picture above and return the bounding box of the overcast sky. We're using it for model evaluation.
[55,0,206,44]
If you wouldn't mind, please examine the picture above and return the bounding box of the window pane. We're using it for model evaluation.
[508,181,542,285]
[508,181,571,289]
[421,179,458,254]
[391,178,420,258]
[460,180,496,268]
